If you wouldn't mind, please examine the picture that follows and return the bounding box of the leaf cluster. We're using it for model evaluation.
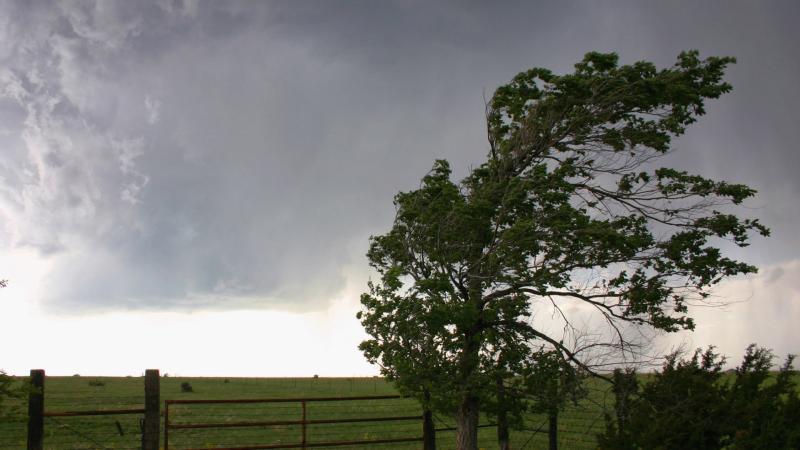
[515,349,587,415]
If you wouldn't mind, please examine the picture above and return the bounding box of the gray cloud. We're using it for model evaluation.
[659,260,800,364]
[0,1,798,313]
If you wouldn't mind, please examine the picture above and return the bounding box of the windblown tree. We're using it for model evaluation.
[358,51,768,450]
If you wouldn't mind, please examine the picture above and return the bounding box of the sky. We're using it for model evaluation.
[0,0,798,376]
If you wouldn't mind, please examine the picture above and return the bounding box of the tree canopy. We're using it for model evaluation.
[358,51,767,450]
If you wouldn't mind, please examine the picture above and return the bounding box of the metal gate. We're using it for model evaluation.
[164,395,428,449]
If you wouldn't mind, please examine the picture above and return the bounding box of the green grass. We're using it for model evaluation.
[0,376,609,450]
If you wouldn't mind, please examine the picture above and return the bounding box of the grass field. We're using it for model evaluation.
[0,375,610,450]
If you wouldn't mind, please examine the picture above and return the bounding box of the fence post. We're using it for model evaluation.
[422,407,436,450]
[548,410,558,450]
[301,400,307,450]
[422,389,436,450]
[27,369,44,450]
[142,369,160,450]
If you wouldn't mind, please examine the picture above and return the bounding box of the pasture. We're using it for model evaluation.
[0,375,609,450]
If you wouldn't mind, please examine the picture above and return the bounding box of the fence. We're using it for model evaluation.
[5,371,608,450]
[164,395,433,450]
[24,369,160,450]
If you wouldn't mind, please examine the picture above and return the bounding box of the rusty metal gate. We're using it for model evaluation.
[164,395,428,449]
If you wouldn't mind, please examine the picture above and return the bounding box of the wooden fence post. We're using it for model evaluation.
[548,410,558,450]
[301,400,307,450]
[422,407,436,450]
[142,369,160,450]
[422,388,436,450]
[27,369,44,450]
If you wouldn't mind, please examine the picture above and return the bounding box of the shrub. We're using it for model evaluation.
[181,382,194,393]
[599,345,799,450]
[88,379,106,387]
[0,370,33,419]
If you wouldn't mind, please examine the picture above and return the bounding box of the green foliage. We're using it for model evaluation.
[0,371,32,421]
[517,349,587,416]
[0,281,27,419]
[358,51,766,440]
[0,370,22,417]
[181,381,194,393]
[599,345,800,450]
[598,368,639,450]
[723,347,800,449]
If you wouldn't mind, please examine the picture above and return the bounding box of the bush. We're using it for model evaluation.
[181,382,194,393]
[88,379,106,387]
[0,370,32,419]
[599,345,799,450]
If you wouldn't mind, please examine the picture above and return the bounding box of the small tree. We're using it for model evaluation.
[518,349,586,450]
[359,51,767,450]
[598,367,639,450]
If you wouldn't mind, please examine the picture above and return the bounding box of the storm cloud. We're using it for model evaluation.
[1,0,798,315]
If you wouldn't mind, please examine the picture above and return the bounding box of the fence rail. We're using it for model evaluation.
[43,408,146,417]
[8,370,607,450]
[164,394,431,450]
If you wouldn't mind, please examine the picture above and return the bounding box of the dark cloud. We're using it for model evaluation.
[0,0,797,313]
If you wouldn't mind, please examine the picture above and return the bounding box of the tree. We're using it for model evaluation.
[598,367,639,450]
[358,51,767,450]
[517,349,587,450]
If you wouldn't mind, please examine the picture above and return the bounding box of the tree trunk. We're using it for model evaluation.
[496,376,510,450]
[455,272,483,450]
[456,395,480,450]
[423,390,436,450]
[548,410,558,450]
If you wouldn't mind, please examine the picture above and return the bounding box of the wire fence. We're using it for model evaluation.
[43,376,147,450]
[0,389,146,450]
[427,381,610,450]
[1,374,613,450]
